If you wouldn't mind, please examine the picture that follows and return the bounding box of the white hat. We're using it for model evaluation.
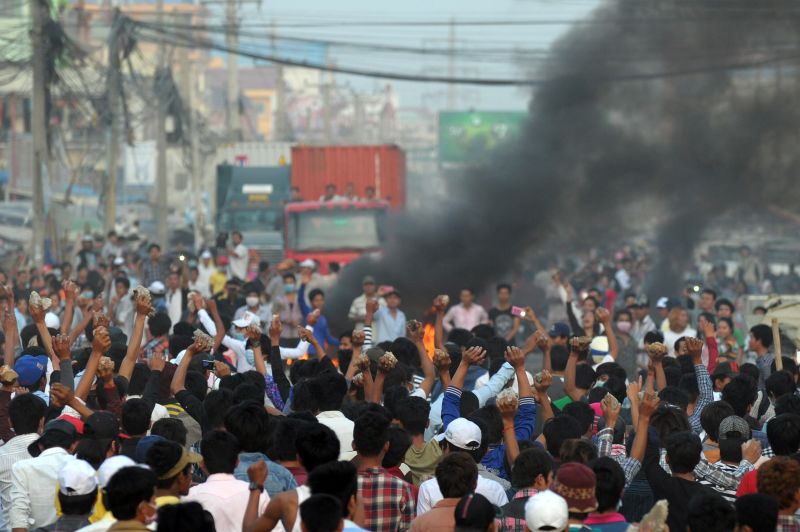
[58,459,98,496]
[436,417,481,451]
[113,257,125,266]
[81,234,93,242]
[656,296,669,309]
[44,312,60,330]
[232,311,259,329]
[299,259,316,269]
[97,455,136,488]
[525,490,568,531]
[200,250,213,259]
[511,371,534,394]
[148,281,166,295]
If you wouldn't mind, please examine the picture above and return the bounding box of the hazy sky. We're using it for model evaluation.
[233,0,599,111]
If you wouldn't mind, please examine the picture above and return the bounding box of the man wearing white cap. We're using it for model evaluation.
[76,455,137,531]
[195,250,216,298]
[43,460,98,531]
[416,418,508,514]
[525,490,569,531]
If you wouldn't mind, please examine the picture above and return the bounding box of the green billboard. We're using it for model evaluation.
[438,111,528,166]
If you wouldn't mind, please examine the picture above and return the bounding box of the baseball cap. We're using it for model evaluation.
[590,336,609,364]
[84,411,120,440]
[525,490,568,531]
[58,459,98,496]
[29,419,78,456]
[134,435,167,464]
[232,311,259,329]
[148,281,166,295]
[57,414,85,435]
[436,417,482,451]
[299,259,316,269]
[551,462,598,513]
[712,361,736,380]
[362,275,376,285]
[44,312,60,330]
[548,322,570,338]
[156,446,202,480]
[635,294,650,307]
[97,455,136,488]
[113,257,125,266]
[656,297,669,309]
[200,250,212,259]
[216,255,229,266]
[719,415,751,440]
[14,354,48,386]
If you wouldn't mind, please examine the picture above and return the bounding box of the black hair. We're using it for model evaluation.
[717,316,734,333]
[115,277,131,290]
[307,461,358,520]
[496,283,512,293]
[687,493,736,532]
[267,417,307,462]
[353,412,390,457]
[148,243,161,252]
[644,330,664,344]
[291,379,318,413]
[770,357,799,377]
[699,312,717,328]
[739,362,760,382]
[224,401,271,453]
[447,329,473,348]
[650,405,691,442]
[156,502,216,532]
[542,416,582,457]
[233,383,262,405]
[721,375,758,417]
[559,438,597,465]
[766,370,796,401]
[511,448,553,489]
[575,364,596,390]
[469,405,504,445]
[148,312,172,338]
[715,298,734,313]
[382,385,410,418]
[382,426,412,469]
[591,457,625,513]
[677,374,700,404]
[308,288,324,302]
[657,386,690,412]
[200,430,240,475]
[562,402,595,435]
[550,345,569,372]
[184,371,208,402]
[603,376,627,404]
[735,493,779,532]
[313,371,348,412]
[203,389,234,431]
[766,414,800,455]
[9,393,46,435]
[700,401,735,442]
[121,398,151,436]
[595,362,626,382]
[460,391,479,417]
[128,363,151,396]
[394,397,430,436]
[664,431,702,473]
[435,452,479,499]
[750,324,773,349]
[59,488,98,516]
[300,494,342,532]
[145,440,189,489]
[454,493,495,532]
[105,466,157,520]
[775,394,800,417]
[296,422,341,473]
[151,418,188,447]
[471,324,495,341]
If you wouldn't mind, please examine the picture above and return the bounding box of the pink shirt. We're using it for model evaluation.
[443,303,489,332]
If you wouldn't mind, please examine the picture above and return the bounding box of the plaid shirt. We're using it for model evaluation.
[777,514,800,532]
[358,467,416,531]
[689,364,713,434]
[496,488,539,532]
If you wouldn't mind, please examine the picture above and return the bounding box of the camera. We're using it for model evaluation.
[215,232,229,249]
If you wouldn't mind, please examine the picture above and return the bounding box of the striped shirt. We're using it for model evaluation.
[0,433,38,531]
[697,461,739,502]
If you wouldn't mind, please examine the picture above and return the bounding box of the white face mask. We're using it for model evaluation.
[246,297,260,308]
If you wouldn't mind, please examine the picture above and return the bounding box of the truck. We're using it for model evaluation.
[283,200,389,273]
[281,145,405,270]
[216,165,291,264]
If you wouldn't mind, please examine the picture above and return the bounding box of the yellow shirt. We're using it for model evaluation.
[209,270,228,296]
[155,495,180,508]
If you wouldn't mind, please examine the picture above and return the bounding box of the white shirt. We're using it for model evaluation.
[196,263,216,298]
[10,447,75,529]
[0,433,38,531]
[229,243,249,281]
[167,288,183,332]
[416,474,508,515]
[664,326,697,356]
[185,473,270,531]
[317,411,356,460]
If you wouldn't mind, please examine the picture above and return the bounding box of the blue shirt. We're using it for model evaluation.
[297,284,339,355]
[234,452,297,497]
[373,307,407,344]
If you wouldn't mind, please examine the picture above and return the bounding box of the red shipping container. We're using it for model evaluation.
[290,145,406,209]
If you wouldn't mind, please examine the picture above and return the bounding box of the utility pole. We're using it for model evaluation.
[271,20,286,142]
[105,9,121,234]
[155,0,168,251]
[181,14,204,252]
[447,17,456,110]
[30,0,47,264]
[226,0,240,141]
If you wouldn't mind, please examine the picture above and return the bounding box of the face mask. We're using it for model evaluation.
[246,297,259,307]
[245,349,255,366]
[616,321,632,333]
[80,291,93,300]
[284,283,296,293]
[232,331,245,342]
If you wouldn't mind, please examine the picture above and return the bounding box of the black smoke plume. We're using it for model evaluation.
[328,0,800,328]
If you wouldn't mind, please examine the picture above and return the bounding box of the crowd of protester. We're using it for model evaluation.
[0,231,796,531]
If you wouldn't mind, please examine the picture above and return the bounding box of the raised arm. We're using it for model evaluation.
[687,337,712,433]
[75,327,111,401]
[67,305,95,347]
[533,370,555,423]
[409,320,435,398]
[30,298,56,366]
[60,281,78,335]
[596,308,618,360]
[3,306,17,369]
[564,343,583,402]
[433,296,447,349]
[523,306,544,333]
[346,330,367,381]
[119,294,153,381]
[630,392,660,464]
[53,334,75,391]
[170,337,204,395]
[497,391,520,466]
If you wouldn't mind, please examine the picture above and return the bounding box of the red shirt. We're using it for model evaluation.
[736,469,759,497]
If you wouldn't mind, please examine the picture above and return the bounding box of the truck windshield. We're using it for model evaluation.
[218,209,283,231]
[288,209,385,251]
